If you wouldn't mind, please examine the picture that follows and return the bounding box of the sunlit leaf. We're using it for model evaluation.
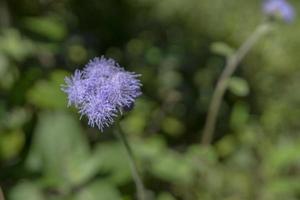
[210,42,235,57]
[228,77,249,97]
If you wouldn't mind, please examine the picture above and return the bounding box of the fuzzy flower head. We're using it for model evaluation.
[62,56,142,130]
[263,0,295,23]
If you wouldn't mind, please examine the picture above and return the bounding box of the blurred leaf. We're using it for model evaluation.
[0,100,5,120]
[237,126,257,146]
[2,108,31,129]
[162,117,184,137]
[151,150,194,183]
[65,149,103,188]
[158,70,182,90]
[27,70,68,109]
[216,135,236,157]
[26,111,94,189]
[222,170,251,199]
[0,53,9,75]
[230,102,249,130]
[0,29,34,60]
[157,192,176,200]
[22,17,67,41]
[74,180,121,200]
[120,114,146,135]
[228,77,249,97]
[9,181,44,200]
[121,99,153,135]
[67,44,88,64]
[229,148,256,170]
[210,42,235,57]
[265,177,300,197]
[0,129,25,160]
[134,136,167,161]
[187,145,218,165]
[264,140,300,175]
[126,39,145,57]
[93,142,131,185]
[0,54,19,90]
[145,47,162,65]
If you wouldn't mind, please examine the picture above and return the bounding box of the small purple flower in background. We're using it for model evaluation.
[62,56,142,130]
[263,0,295,22]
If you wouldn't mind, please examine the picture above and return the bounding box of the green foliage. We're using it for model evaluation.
[0,29,34,60]
[1,0,300,199]
[74,181,122,200]
[0,129,25,160]
[26,111,93,188]
[9,182,44,200]
[27,70,69,109]
[93,143,131,185]
[22,17,67,41]
[228,77,250,97]
[210,42,235,58]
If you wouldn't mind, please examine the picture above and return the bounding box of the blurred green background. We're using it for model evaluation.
[0,0,300,199]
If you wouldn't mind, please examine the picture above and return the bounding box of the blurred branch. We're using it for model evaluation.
[201,23,271,145]
[0,186,5,200]
[114,124,147,200]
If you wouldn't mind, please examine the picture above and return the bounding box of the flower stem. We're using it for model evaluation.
[201,23,271,145]
[114,124,146,200]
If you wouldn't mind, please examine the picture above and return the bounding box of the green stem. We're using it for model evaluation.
[201,23,271,145]
[114,124,146,200]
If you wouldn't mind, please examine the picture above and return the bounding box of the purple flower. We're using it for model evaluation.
[62,56,142,130]
[263,0,295,22]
